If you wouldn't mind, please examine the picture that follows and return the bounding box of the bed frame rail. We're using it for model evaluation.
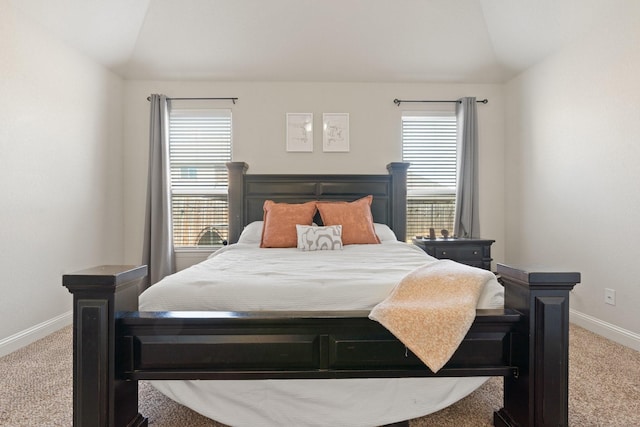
[117,308,521,381]
[63,264,579,427]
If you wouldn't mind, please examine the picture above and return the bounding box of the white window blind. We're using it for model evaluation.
[402,112,457,241]
[169,107,232,248]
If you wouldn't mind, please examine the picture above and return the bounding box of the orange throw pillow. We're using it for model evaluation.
[260,200,317,248]
[317,195,380,245]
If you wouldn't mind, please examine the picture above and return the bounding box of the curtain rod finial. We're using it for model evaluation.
[393,99,401,106]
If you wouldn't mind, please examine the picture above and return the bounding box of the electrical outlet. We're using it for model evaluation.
[604,288,616,305]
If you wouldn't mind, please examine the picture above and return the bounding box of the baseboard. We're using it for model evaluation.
[570,309,640,352]
[0,310,73,357]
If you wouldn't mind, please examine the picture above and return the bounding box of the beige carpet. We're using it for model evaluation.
[1,324,638,426]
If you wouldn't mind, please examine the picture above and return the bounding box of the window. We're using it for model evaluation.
[402,111,457,242]
[168,107,232,249]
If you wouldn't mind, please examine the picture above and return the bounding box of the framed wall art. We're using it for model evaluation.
[323,113,349,152]
[286,113,313,152]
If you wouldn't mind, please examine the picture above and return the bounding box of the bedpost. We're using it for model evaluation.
[227,161,249,244]
[386,162,409,241]
[63,265,148,427]
[494,264,580,427]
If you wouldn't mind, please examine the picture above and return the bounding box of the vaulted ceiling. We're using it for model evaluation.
[9,0,618,83]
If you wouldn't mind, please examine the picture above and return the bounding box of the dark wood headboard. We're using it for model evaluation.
[226,162,409,244]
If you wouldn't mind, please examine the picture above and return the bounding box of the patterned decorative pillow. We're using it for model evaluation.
[296,225,343,251]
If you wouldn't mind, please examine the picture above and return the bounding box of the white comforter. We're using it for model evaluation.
[139,240,504,427]
[140,241,504,312]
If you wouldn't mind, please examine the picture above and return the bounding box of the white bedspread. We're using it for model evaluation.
[139,241,504,427]
[140,241,504,312]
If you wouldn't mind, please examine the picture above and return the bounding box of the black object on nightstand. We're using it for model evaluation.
[412,237,494,270]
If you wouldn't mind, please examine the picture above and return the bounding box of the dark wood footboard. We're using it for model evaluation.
[63,264,579,427]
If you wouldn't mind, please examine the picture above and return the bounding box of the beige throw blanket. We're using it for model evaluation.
[369,260,495,373]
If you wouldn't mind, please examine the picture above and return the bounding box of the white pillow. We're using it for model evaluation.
[374,223,398,243]
[296,225,343,251]
[237,221,264,244]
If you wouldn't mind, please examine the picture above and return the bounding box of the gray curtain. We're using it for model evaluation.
[454,97,480,238]
[142,94,175,287]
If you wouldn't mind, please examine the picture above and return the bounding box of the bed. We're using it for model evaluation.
[63,162,580,427]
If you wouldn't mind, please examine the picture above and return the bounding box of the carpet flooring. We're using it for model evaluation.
[1,324,638,426]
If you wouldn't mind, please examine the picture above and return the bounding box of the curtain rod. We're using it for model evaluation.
[393,98,488,106]
[146,96,238,104]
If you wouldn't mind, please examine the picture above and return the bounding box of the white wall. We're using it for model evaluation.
[0,3,125,347]
[504,3,640,344]
[123,81,506,268]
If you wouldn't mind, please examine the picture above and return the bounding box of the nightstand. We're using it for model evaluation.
[412,238,495,270]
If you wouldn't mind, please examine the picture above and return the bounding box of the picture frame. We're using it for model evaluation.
[323,113,349,152]
[286,113,314,152]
